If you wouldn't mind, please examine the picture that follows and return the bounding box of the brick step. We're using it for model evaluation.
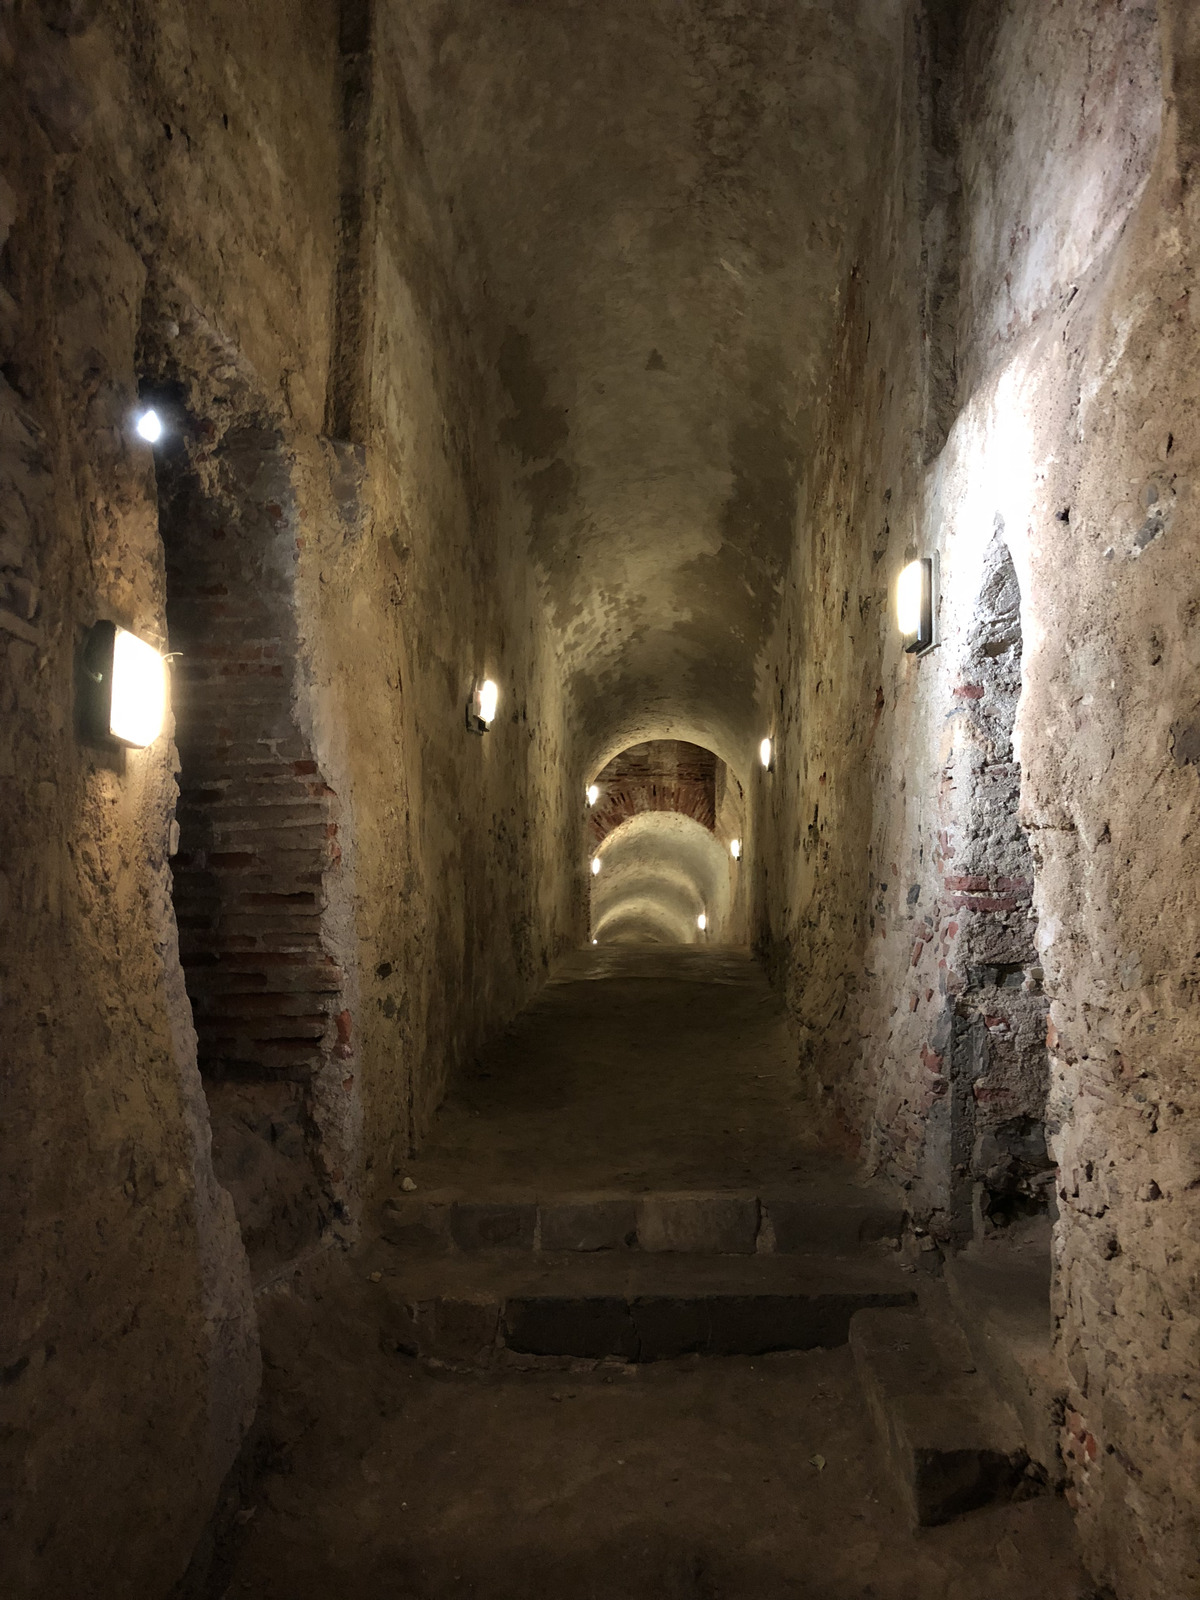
[849,1299,1043,1527]
[358,1248,916,1367]
[378,1184,903,1257]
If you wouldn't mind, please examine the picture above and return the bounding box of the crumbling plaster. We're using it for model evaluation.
[753,3,1197,1595]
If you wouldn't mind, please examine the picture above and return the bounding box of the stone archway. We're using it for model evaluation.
[586,739,747,944]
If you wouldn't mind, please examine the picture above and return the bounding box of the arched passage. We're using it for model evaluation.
[585,739,747,945]
[591,811,732,944]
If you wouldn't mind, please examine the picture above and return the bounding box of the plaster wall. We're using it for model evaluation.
[0,2,571,1593]
[754,3,1198,1594]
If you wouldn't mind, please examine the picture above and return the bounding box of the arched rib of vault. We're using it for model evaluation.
[596,906,691,946]
[591,811,731,945]
[581,708,749,796]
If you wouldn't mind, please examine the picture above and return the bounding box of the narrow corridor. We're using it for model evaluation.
[225,949,1089,1600]
[5,6,1197,1597]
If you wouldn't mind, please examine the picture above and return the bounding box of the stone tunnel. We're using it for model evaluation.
[1,3,1198,1598]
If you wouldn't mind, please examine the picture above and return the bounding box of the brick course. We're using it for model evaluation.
[159,426,347,1260]
[589,740,720,842]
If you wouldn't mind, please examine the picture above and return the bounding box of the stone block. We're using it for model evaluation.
[451,1198,536,1250]
[398,1294,502,1363]
[379,1192,454,1251]
[537,1193,637,1251]
[636,1191,759,1254]
[763,1195,903,1254]
[504,1296,638,1360]
[850,1306,1030,1527]
[630,1296,711,1358]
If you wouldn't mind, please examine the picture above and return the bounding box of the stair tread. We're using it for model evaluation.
[945,1247,1052,1354]
[382,1180,897,1202]
[851,1305,1024,1450]
[850,1302,1034,1527]
[366,1246,917,1302]
[943,1233,1059,1475]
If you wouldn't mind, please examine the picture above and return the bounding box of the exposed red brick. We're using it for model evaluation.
[948,892,1022,912]
[589,740,718,840]
[166,467,348,1096]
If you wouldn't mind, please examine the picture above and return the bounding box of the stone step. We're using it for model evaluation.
[360,1247,917,1367]
[943,1229,1060,1477]
[378,1184,903,1257]
[849,1300,1040,1527]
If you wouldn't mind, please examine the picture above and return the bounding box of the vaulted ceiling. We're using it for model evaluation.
[402,0,901,777]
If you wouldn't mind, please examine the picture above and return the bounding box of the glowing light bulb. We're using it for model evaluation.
[897,561,923,636]
[586,784,600,806]
[730,838,741,860]
[591,938,598,945]
[135,408,163,444]
[109,626,167,746]
[591,857,601,877]
[897,558,933,651]
[759,737,772,770]
[697,913,707,932]
[477,679,499,726]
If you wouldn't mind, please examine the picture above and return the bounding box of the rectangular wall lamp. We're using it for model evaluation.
[80,620,168,748]
[897,557,936,654]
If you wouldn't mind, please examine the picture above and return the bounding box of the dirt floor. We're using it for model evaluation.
[401,946,832,1193]
[217,948,1089,1600]
[222,1254,1091,1600]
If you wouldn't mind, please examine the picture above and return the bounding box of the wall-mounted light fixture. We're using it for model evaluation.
[730,838,741,860]
[759,736,773,771]
[466,677,499,734]
[134,407,164,444]
[586,783,600,806]
[591,857,601,877]
[80,621,168,748]
[897,557,936,654]
[697,912,707,932]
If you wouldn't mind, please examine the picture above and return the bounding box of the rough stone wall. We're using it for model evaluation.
[750,1,925,1124]
[0,2,573,1595]
[755,3,1198,1595]
[304,0,575,1162]
[928,533,1051,1242]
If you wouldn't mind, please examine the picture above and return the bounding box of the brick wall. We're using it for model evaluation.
[589,740,719,842]
[159,418,345,1270]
